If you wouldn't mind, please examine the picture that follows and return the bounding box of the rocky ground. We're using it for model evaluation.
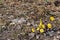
[0,0,60,40]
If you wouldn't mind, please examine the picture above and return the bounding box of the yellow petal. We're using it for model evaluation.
[40,19,43,26]
[39,19,43,28]
[39,24,41,28]
[47,23,52,28]
[31,28,35,32]
[37,27,40,30]
[50,16,55,21]
[40,29,44,33]
[41,24,45,29]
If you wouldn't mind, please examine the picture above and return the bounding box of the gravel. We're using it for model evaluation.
[0,0,60,40]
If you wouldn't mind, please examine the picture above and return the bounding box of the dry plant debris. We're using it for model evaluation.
[0,0,60,40]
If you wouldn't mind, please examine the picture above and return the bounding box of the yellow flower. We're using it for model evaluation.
[50,16,55,21]
[47,23,52,28]
[39,19,43,28]
[31,28,35,32]
[40,19,43,26]
[37,27,40,30]
[39,24,41,28]
[40,29,44,33]
[41,24,45,29]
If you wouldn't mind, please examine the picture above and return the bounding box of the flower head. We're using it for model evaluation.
[31,28,35,32]
[40,29,44,33]
[37,27,40,31]
[50,16,55,21]
[40,19,43,26]
[47,23,52,29]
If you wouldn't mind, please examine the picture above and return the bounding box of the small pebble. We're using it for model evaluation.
[7,39,11,40]
[33,24,38,27]
[2,26,5,28]
[27,22,31,26]
[52,27,58,32]
[28,33,35,39]
[56,36,59,39]
[10,22,15,25]
[57,31,60,35]
[46,31,54,36]
[36,35,40,39]
[53,36,57,40]
[18,18,26,24]
[16,25,21,29]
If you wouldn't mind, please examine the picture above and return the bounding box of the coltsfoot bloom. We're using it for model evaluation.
[47,23,52,29]
[31,18,53,34]
[37,27,40,31]
[31,28,35,32]
[40,19,43,26]
[40,29,44,33]
[50,16,55,21]
[39,19,43,28]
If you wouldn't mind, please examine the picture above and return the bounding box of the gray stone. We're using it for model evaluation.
[36,35,40,39]
[28,33,35,39]
[27,22,31,26]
